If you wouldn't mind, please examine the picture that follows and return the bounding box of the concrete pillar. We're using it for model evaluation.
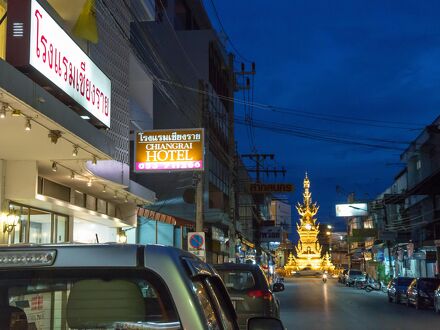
[0,160,7,244]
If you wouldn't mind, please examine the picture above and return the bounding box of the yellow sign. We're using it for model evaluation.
[135,129,204,172]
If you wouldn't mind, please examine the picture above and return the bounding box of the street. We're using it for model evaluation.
[277,277,439,330]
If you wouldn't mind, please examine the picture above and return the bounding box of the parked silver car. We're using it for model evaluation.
[345,269,366,287]
[214,263,283,330]
[0,244,284,330]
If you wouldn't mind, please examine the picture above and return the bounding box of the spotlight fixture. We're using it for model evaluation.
[72,145,78,157]
[102,185,106,193]
[87,178,92,187]
[11,108,21,117]
[92,156,97,165]
[24,118,31,131]
[48,130,62,144]
[52,162,57,172]
[0,105,6,118]
[70,171,75,180]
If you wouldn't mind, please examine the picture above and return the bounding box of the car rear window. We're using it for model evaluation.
[0,269,180,330]
[397,278,413,286]
[216,270,256,291]
[419,279,440,291]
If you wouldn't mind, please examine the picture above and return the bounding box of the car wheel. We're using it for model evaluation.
[435,302,439,314]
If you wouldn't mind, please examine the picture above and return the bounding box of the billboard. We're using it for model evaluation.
[6,0,111,127]
[135,129,204,172]
[335,203,368,217]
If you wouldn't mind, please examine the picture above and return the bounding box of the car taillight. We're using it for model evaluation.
[247,290,273,301]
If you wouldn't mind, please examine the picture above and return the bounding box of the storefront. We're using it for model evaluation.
[0,0,155,246]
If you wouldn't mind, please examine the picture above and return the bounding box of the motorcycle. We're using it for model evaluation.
[322,273,328,283]
[364,279,382,292]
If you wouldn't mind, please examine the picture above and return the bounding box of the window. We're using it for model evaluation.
[216,270,256,291]
[8,203,69,244]
[1,269,180,330]
[29,208,51,244]
[54,214,68,243]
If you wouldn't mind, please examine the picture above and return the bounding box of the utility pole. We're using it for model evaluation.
[241,153,286,264]
[382,203,393,278]
[228,54,237,261]
[195,80,207,233]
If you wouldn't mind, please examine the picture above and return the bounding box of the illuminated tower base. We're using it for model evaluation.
[284,173,334,274]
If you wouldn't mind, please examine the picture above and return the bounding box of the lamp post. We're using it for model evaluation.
[326,225,332,260]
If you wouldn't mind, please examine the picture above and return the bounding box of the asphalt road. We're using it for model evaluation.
[276,277,439,330]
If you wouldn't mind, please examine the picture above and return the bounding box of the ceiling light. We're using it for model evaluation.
[24,118,31,131]
[0,105,6,118]
[92,156,97,165]
[11,108,21,117]
[48,130,62,144]
[52,162,57,172]
[80,115,90,120]
[102,185,106,193]
[70,171,75,180]
[72,145,78,157]
[87,178,92,187]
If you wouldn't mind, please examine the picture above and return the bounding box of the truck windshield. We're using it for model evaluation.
[0,269,180,330]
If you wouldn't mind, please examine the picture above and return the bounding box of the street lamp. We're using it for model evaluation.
[1,212,19,234]
[117,230,127,244]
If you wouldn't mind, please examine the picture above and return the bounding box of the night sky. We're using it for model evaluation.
[204,0,440,237]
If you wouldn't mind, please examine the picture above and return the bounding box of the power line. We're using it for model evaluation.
[234,117,407,151]
[207,0,252,63]
[156,78,423,130]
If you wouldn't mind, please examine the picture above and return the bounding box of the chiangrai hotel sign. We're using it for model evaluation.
[135,129,204,172]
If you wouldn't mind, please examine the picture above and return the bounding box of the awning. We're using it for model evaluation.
[137,208,176,225]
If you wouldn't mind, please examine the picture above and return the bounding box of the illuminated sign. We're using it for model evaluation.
[7,0,111,127]
[135,129,204,172]
[335,203,368,217]
[250,183,294,194]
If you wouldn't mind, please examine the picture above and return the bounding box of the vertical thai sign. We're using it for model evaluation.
[6,0,111,128]
[134,128,204,172]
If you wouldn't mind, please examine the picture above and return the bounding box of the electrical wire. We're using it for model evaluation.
[206,0,252,63]
[157,78,423,131]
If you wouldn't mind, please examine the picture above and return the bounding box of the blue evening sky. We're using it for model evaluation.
[204,1,440,236]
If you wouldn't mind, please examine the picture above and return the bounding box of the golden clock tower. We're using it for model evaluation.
[284,173,334,273]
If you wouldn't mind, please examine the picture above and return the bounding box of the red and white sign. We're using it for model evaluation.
[188,232,206,261]
[7,0,111,127]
